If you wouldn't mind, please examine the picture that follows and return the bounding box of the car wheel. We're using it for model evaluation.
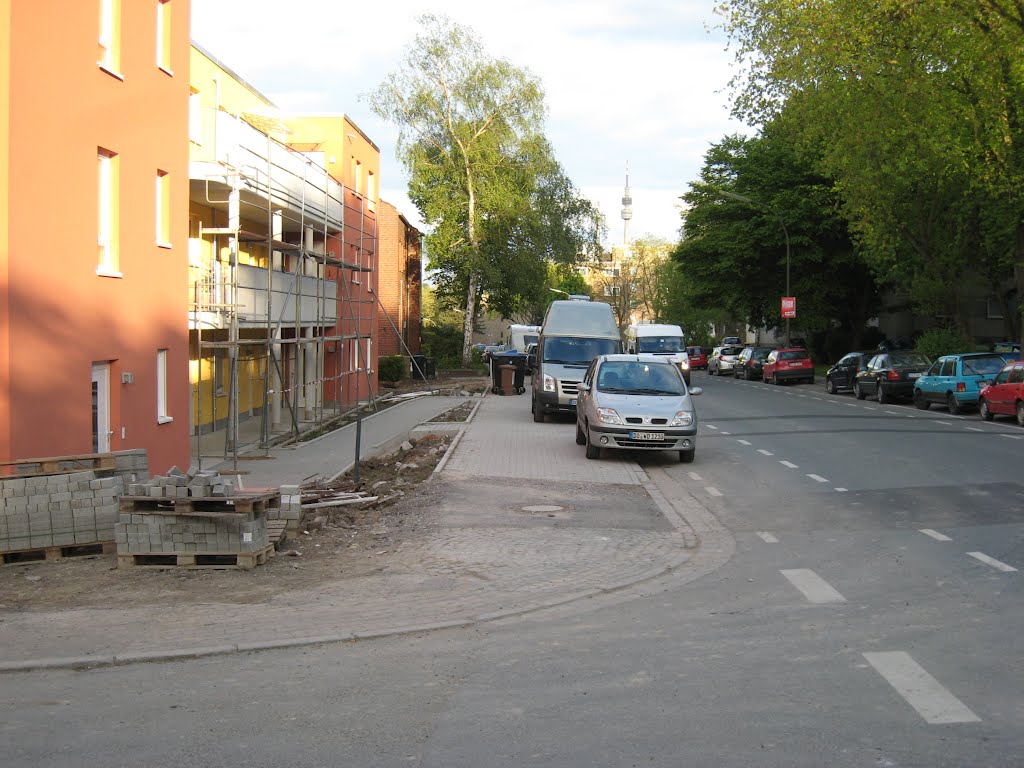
[946,393,962,416]
[913,389,930,410]
[679,448,695,463]
[807,376,815,385]
[877,382,889,404]
[855,381,866,400]
[585,424,600,459]
[825,377,836,394]
[532,397,545,423]
[775,374,784,385]
[575,421,586,445]
[1017,400,1024,428]
[980,398,994,421]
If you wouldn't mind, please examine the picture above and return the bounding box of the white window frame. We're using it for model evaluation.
[157,349,173,423]
[97,149,121,277]
[156,0,173,75]
[156,169,172,247]
[98,0,122,77]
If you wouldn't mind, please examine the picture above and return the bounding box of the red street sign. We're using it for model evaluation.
[781,296,796,319]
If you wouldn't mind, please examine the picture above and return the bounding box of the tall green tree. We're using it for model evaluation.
[675,126,881,345]
[367,15,547,364]
[719,0,1024,341]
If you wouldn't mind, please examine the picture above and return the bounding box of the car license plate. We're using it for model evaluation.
[788,361,803,367]
[569,399,577,406]
[908,372,922,378]
[630,431,664,441]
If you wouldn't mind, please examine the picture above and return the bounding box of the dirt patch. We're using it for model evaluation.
[0,406,479,612]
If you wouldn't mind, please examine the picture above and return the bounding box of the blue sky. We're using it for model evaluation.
[191,1,749,247]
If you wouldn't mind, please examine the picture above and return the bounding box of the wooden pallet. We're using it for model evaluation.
[1,541,117,566]
[117,544,273,570]
[0,453,117,479]
[266,520,289,550]
[119,491,280,518]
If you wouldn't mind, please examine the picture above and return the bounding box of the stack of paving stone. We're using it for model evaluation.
[115,467,275,567]
[0,471,123,555]
[269,484,305,534]
[124,465,235,499]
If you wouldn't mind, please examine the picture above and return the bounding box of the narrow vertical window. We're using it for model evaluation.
[98,0,122,74]
[352,158,362,194]
[189,90,203,145]
[97,148,121,276]
[156,0,172,73]
[156,170,171,246]
[157,349,172,423]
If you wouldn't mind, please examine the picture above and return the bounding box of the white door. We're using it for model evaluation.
[91,363,111,453]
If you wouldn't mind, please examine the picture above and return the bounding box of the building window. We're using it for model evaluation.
[156,170,171,246]
[987,297,1004,319]
[352,158,362,194]
[156,0,172,73]
[98,0,122,75]
[189,90,202,145]
[97,149,121,276]
[157,349,173,423]
[213,349,226,395]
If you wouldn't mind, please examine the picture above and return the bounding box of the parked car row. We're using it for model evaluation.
[821,349,1024,425]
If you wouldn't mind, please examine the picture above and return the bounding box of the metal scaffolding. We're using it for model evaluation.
[188,108,378,470]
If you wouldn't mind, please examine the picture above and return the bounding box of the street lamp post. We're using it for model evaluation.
[719,191,792,346]
[549,287,571,299]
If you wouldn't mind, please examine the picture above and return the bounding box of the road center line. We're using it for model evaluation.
[807,474,829,483]
[757,449,774,456]
[706,425,719,430]
[885,411,901,416]
[705,487,723,497]
[863,651,981,724]
[780,460,798,469]
[756,532,778,543]
[967,552,1018,572]
[933,420,951,425]
[687,472,702,481]
[737,439,752,446]
[965,427,983,432]
[720,431,732,435]
[919,529,952,541]
[999,434,1023,441]
[834,487,848,492]
[781,569,846,603]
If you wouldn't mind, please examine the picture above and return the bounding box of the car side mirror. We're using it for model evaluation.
[688,386,703,396]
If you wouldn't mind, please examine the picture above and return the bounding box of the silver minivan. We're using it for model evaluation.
[575,354,702,463]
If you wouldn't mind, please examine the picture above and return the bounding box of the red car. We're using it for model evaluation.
[763,348,814,385]
[978,359,1024,426]
[686,346,708,370]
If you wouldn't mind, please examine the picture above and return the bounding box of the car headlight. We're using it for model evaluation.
[670,411,694,427]
[543,374,556,393]
[680,360,690,371]
[597,407,623,425]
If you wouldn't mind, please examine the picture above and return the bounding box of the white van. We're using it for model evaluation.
[624,323,691,385]
[502,324,541,353]
[532,300,621,422]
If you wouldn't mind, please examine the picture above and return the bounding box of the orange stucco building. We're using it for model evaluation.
[0,0,191,473]
[377,200,423,357]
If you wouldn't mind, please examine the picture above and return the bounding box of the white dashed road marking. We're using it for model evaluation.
[688,472,702,481]
[706,425,719,431]
[863,651,981,725]
[737,439,752,446]
[919,529,952,541]
[834,487,848,492]
[999,434,1023,440]
[807,474,829,483]
[966,427,983,432]
[780,460,799,469]
[705,487,723,497]
[885,411,901,416]
[934,420,952,426]
[967,552,1018,572]
[758,449,774,456]
[756,532,779,543]
[781,569,846,603]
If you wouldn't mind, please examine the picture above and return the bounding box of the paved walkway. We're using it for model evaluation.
[0,391,707,672]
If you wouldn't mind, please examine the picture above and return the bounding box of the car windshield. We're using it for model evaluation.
[687,347,703,355]
[637,337,686,353]
[962,354,1008,375]
[891,352,930,367]
[720,346,743,356]
[780,350,808,361]
[753,348,772,360]
[543,337,620,365]
[597,361,685,395]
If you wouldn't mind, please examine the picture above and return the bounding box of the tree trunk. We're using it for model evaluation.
[461,168,478,368]
[462,271,479,367]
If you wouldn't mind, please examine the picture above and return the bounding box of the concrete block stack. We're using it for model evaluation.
[124,466,235,500]
[0,471,125,554]
[269,484,305,532]
[115,510,267,556]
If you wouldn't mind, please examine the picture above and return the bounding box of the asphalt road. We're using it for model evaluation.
[4,371,1022,767]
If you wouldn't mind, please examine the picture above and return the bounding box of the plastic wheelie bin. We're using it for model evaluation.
[490,352,527,395]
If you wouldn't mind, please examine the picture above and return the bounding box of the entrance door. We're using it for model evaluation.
[91,363,111,453]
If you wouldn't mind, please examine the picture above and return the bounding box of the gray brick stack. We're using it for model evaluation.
[115,510,267,555]
[269,483,304,532]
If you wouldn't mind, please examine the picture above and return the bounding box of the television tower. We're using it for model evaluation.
[620,162,632,252]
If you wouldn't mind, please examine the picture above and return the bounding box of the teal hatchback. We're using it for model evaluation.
[912,352,1011,415]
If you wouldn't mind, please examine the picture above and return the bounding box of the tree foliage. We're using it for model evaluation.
[675,125,882,348]
[368,15,602,363]
[718,0,1024,341]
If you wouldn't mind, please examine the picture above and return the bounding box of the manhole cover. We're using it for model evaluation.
[521,504,565,513]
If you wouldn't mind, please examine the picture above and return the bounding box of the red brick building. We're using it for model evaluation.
[376,201,423,357]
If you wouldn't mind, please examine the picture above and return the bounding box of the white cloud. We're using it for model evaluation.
[191,0,748,244]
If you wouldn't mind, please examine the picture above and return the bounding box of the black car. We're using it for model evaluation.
[733,346,774,380]
[854,351,932,403]
[825,351,874,394]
